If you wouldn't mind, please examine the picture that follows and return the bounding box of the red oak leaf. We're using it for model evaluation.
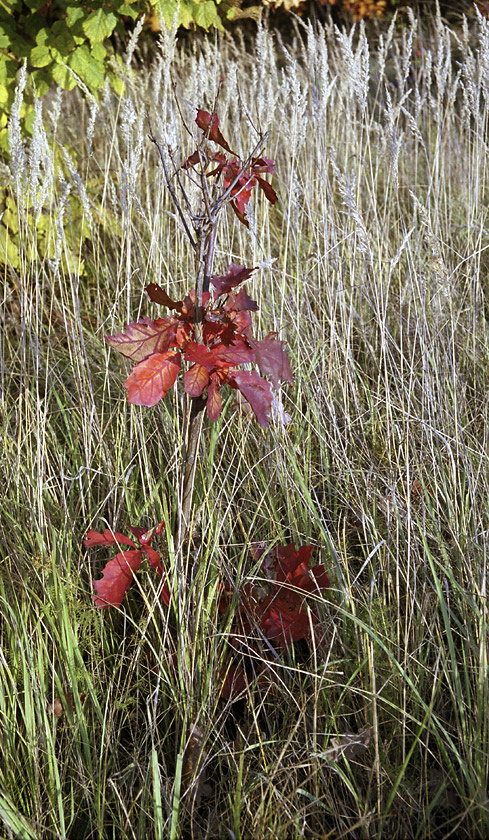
[233,370,273,427]
[230,200,249,228]
[92,550,144,609]
[206,378,222,421]
[125,351,181,406]
[106,317,178,361]
[229,310,252,335]
[224,288,259,312]
[128,522,165,545]
[196,109,233,153]
[145,283,183,311]
[184,342,221,370]
[256,175,278,204]
[217,341,255,366]
[183,148,227,171]
[83,529,137,548]
[203,319,234,346]
[211,264,257,297]
[250,333,293,388]
[260,597,310,648]
[184,363,210,397]
[273,544,314,579]
[251,157,275,174]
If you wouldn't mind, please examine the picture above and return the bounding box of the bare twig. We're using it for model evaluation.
[146,113,197,250]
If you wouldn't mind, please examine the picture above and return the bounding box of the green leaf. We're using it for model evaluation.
[66,6,86,28]
[192,0,219,29]
[25,0,48,9]
[49,20,77,54]
[69,45,105,90]
[92,42,107,62]
[107,69,124,97]
[0,223,20,270]
[29,68,52,96]
[52,61,77,91]
[82,9,118,44]
[0,21,15,48]
[30,44,52,67]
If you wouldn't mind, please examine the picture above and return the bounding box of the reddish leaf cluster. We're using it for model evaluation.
[106,264,293,426]
[84,522,169,608]
[218,543,329,698]
[184,110,278,227]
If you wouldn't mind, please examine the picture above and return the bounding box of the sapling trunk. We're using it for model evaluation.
[146,108,272,566]
[176,226,216,552]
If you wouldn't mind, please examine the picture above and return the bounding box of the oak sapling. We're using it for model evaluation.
[84,103,329,698]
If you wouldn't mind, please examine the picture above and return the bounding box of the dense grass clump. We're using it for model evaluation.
[2,9,489,839]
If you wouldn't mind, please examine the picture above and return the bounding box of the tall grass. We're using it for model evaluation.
[2,7,489,838]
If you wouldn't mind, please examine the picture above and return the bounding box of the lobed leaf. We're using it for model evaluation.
[195,109,233,153]
[206,378,222,420]
[211,263,256,297]
[83,529,137,548]
[184,363,209,397]
[92,550,143,609]
[224,287,259,312]
[106,316,178,362]
[250,332,293,388]
[125,351,181,406]
[145,283,183,311]
[233,370,273,427]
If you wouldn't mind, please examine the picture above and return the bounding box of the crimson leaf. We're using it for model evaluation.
[250,333,293,388]
[224,288,259,312]
[256,175,278,204]
[195,109,233,154]
[92,550,143,609]
[125,351,181,406]
[106,317,178,361]
[145,283,183,311]
[184,363,210,397]
[211,264,257,297]
[233,370,273,427]
[83,529,137,548]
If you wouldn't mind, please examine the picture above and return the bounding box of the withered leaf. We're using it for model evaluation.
[182,722,212,809]
[48,692,86,718]
[319,724,373,763]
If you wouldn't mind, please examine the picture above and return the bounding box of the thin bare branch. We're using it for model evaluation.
[146,113,197,251]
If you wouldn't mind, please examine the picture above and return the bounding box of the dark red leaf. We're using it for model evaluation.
[92,550,143,609]
[182,149,201,170]
[184,363,210,397]
[130,521,165,545]
[145,284,183,311]
[206,378,222,421]
[84,529,137,548]
[195,109,233,153]
[233,370,273,427]
[260,598,310,648]
[106,317,178,361]
[229,310,252,335]
[224,288,259,312]
[230,200,249,228]
[250,333,293,388]
[211,264,257,297]
[184,342,219,370]
[256,175,278,205]
[217,341,255,367]
[125,351,181,406]
[251,157,275,174]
